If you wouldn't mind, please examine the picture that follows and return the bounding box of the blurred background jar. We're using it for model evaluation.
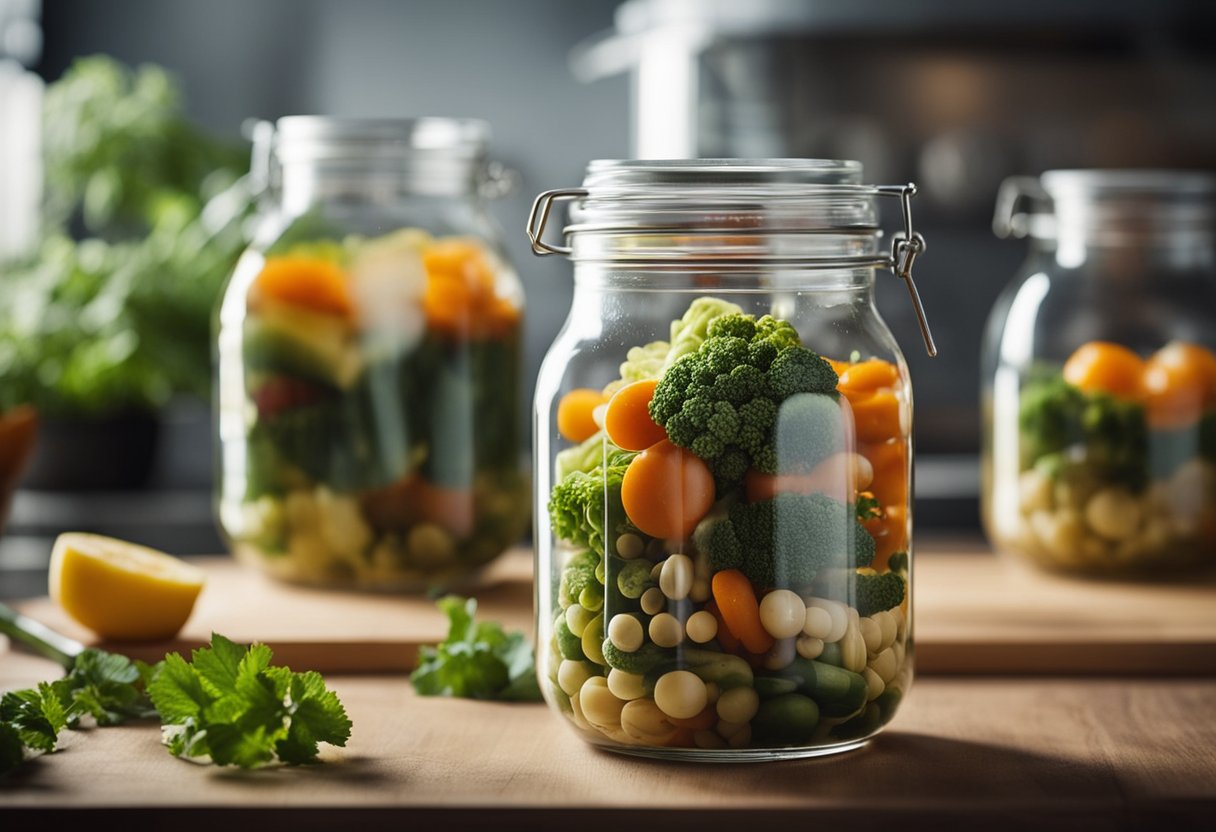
[216,117,529,590]
[982,171,1216,577]
[531,159,926,758]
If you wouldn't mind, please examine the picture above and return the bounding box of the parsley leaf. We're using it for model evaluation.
[147,633,351,768]
[55,649,155,725]
[0,683,69,752]
[411,596,541,702]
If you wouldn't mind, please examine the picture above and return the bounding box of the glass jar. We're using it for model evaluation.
[216,117,529,590]
[983,170,1216,577]
[528,159,935,760]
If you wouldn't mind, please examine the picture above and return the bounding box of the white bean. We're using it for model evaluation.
[565,604,594,638]
[715,686,759,724]
[807,598,849,643]
[640,587,666,616]
[649,613,684,648]
[840,614,868,673]
[854,453,875,491]
[1085,488,1142,541]
[607,614,644,653]
[659,554,694,600]
[558,660,594,696]
[872,610,898,651]
[796,636,824,660]
[869,647,898,684]
[579,677,625,729]
[859,617,883,655]
[759,590,807,639]
[607,669,647,701]
[686,610,719,643]
[704,682,721,704]
[620,698,679,746]
[615,533,645,560]
[802,605,834,640]
[891,606,907,640]
[650,561,664,580]
[690,577,712,603]
[863,668,885,701]
[1018,468,1052,514]
[654,670,708,719]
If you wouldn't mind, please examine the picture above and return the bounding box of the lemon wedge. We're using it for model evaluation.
[49,533,205,641]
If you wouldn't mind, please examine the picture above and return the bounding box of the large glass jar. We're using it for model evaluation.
[216,117,529,590]
[529,159,935,760]
[983,171,1216,577]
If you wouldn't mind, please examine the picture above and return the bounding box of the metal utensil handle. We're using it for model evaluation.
[527,188,588,256]
[877,183,937,357]
[0,601,84,670]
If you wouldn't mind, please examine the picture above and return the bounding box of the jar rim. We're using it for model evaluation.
[1041,169,1216,199]
[273,116,491,163]
[582,158,865,191]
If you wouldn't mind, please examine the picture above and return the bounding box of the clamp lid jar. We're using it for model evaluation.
[529,158,934,760]
[215,117,528,591]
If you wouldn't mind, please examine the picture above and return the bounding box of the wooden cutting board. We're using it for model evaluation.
[8,543,1216,675]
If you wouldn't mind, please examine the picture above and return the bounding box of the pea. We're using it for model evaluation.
[752,694,820,745]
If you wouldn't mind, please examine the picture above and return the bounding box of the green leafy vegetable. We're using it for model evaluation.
[0,635,349,776]
[411,596,541,702]
[147,634,351,768]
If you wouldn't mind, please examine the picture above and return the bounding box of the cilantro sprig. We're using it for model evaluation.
[0,631,350,776]
[411,596,541,702]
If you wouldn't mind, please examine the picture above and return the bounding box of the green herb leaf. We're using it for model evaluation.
[411,596,541,702]
[0,723,25,775]
[150,634,350,768]
[58,648,155,725]
[0,683,68,752]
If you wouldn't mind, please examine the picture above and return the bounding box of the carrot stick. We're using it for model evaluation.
[711,569,774,654]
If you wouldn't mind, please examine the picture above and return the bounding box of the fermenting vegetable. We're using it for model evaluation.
[541,298,911,754]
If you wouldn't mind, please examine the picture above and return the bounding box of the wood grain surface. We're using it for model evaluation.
[9,542,1216,675]
[0,650,1213,830]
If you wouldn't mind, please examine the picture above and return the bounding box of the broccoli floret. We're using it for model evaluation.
[648,311,841,488]
[548,449,637,555]
[694,492,877,590]
[558,549,601,610]
[773,393,846,473]
[855,571,906,617]
[1018,373,1148,488]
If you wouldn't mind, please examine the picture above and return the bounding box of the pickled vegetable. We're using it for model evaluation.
[542,299,911,754]
[222,230,528,588]
[994,339,1216,575]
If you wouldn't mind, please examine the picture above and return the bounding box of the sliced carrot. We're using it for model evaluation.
[711,569,774,655]
[620,440,715,539]
[252,256,354,319]
[604,379,667,451]
[1144,341,1216,428]
[825,357,851,377]
[1062,341,1146,402]
[838,359,899,393]
[706,600,741,653]
[557,389,607,443]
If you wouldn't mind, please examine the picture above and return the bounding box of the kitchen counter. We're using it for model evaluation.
[2,544,1215,830]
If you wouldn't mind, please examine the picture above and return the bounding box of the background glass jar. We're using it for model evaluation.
[529,160,934,760]
[216,117,528,590]
[983,171,1216,577]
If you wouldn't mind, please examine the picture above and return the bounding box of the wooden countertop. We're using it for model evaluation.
[3,542,1216,829]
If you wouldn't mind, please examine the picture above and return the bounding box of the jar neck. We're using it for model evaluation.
[569,262,878,294]
[1032,229,1216,272]
[278,160,483,214]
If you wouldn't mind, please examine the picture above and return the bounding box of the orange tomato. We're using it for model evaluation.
[556,388,608,443]
[865,503,907,572]
[1062,341,1146,401]
[421,240,520,340]
[846,389,902,444]
[838,359,899,393]
[1143,341,1216,428]
[252,256,354,319]
[620,440,715,539]
[604,379,668,451]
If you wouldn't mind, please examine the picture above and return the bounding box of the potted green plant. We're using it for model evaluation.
[0,56,252,489]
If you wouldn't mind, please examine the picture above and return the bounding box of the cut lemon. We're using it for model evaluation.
[49,533,205,641]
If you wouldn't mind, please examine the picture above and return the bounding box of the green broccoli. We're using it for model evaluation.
[548,449,637,555]
[854,571,906,617]
[558,549,603,611]
[648,312,840,486]
[693,492,877,590]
